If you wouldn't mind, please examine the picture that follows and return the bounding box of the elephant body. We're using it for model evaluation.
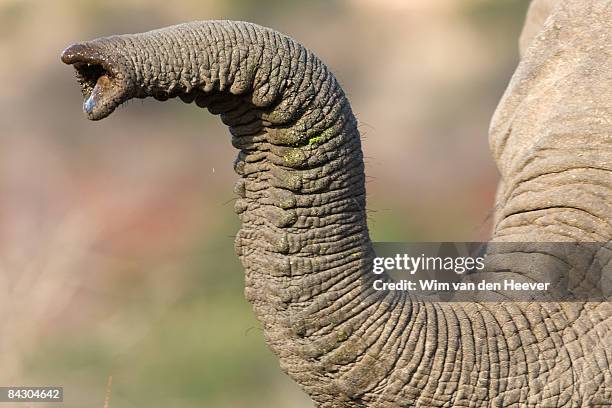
[61,1,611,406]
[519,0,560,57]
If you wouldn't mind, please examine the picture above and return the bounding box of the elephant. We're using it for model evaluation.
[519,0,560,57]
[60,0,611,406]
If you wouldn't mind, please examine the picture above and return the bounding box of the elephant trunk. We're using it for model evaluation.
[62,20,392,402]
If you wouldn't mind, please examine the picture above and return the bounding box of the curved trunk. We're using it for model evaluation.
[61,6,611,407]
[62,20,382,404]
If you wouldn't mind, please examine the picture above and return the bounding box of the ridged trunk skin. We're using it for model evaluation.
[61,5,611,407]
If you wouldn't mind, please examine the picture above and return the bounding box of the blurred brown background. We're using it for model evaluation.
[0,0,529,406]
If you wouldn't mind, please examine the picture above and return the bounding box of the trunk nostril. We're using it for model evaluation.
[75,63,108,86]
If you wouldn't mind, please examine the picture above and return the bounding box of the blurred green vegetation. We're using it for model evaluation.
[24,217,301,408]
[462,0,531,27]
[0,0,27,36]
[461,0,531,57]
[224,0,338,19]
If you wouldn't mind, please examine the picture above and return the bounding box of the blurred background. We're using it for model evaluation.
[0,0,530,406]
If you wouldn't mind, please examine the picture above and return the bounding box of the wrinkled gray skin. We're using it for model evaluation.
[61,0,611,406]
[519,0,560,57]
